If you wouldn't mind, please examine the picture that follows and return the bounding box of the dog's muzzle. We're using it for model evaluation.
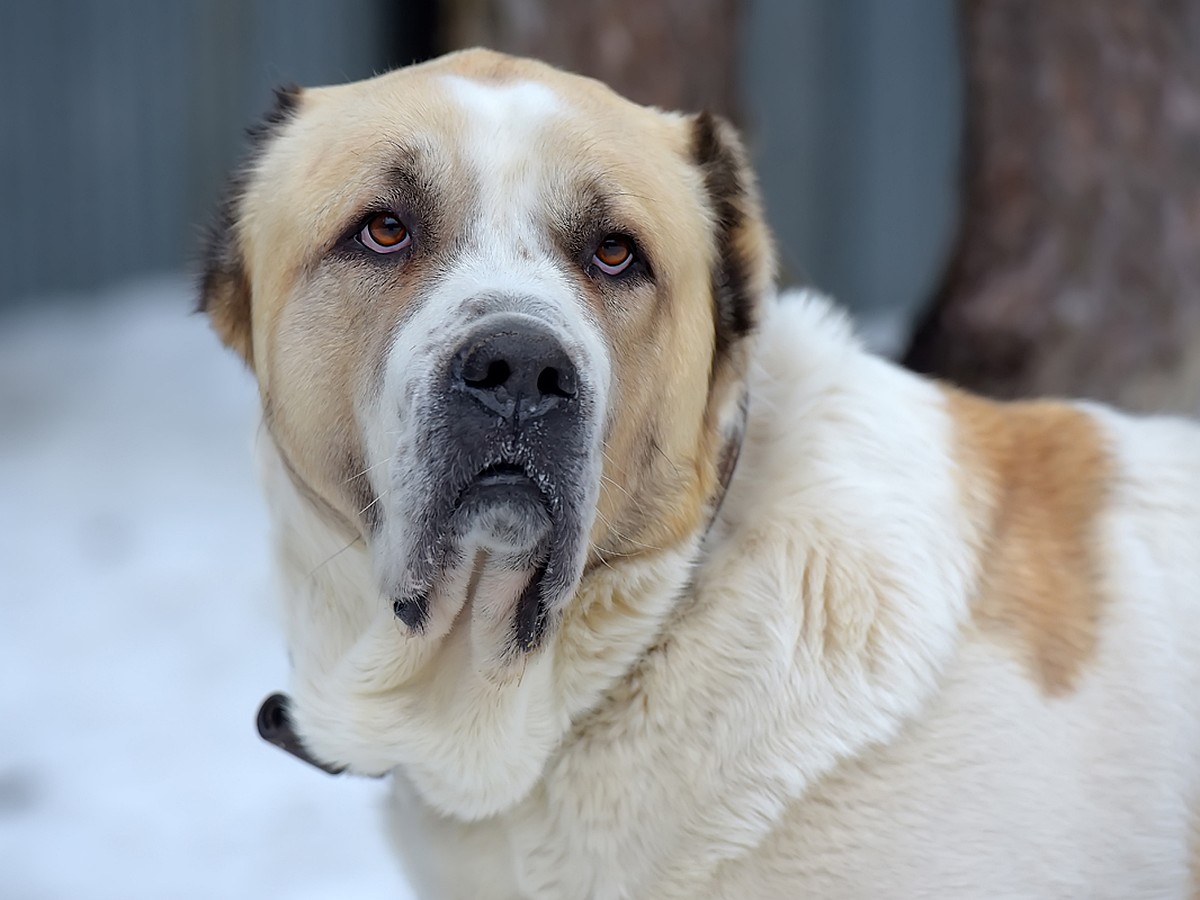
[391,312,595,651]
[442,315,582,540]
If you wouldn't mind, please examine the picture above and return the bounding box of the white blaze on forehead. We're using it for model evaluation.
[442,74,564,149]
[441,75,565,233]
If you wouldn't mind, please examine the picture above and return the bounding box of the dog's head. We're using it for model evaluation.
[201,49,773,810]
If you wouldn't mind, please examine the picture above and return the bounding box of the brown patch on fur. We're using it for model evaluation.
[945,387,1111,695]
[690,112,774,369]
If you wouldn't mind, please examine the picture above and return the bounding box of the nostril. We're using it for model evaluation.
[537,365,576,399]
[465,359,511,390]
[453,320,579,418]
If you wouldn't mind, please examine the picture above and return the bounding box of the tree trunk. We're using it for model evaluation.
[905,0,1200,415]
[438,0,745,123]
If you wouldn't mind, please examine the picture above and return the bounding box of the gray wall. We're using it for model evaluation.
[0,1,419,306]
[745,0,961,326]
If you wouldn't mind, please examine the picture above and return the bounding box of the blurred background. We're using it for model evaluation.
[2,2,1198,898]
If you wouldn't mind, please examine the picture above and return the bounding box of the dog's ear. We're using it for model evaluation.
[197,85,302,368]
[689,111,776,363]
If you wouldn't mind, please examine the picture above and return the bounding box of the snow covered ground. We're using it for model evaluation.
[0,277,412,899]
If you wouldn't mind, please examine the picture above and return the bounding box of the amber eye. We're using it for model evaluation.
[592,234,635,276]
[359,213,411,253]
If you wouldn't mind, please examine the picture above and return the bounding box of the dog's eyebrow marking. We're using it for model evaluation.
[327,156,440,245]
[384,159,435,205]
[382,160,442,241]
[945,387,1112,695]
[550,185,617,261]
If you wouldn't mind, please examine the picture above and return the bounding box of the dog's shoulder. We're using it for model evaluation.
[743,291,1200,698]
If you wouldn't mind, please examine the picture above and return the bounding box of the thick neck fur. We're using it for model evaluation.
[259,291,981,854]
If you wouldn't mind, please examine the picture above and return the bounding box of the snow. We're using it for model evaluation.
[0,276,413,899]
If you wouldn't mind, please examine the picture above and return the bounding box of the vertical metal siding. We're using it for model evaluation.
[0,1,405,306]
[744,0,961,319]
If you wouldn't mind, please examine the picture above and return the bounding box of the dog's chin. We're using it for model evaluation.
[446,467,560,651]
[451,465,554,564]
[388,461,588,653]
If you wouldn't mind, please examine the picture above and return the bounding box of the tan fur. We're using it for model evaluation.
[945,388,1111,694]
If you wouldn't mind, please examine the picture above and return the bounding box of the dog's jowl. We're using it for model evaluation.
[201,49,1200,899]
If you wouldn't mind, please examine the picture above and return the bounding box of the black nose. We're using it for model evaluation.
[453,318,578,421]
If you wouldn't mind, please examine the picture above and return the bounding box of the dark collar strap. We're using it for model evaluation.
[256,692,347,776]
[705,390,749,537]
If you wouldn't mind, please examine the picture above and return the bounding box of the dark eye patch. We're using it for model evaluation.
[551,186,654,286]
[328,160,443,263]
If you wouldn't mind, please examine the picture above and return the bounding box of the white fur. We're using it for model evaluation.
[262,286,1200,898]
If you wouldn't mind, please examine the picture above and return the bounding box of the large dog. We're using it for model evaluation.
[201,49,1200,898]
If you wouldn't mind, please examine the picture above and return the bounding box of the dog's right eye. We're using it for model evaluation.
[358,213,412,253]
[592,234,636,276]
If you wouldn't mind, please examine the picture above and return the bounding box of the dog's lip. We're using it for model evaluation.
[474,462,536,488]
[454,461,549,509]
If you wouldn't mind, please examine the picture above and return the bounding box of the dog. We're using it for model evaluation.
[200,49,1200,898]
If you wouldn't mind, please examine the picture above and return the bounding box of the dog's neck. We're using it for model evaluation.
[256,418,710,817]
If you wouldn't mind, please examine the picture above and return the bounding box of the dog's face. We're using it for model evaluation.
[202,49,771,719]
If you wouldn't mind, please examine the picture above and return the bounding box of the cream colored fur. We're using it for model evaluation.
[259,290,1200,899]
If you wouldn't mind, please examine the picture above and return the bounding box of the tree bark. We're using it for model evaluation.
[438,0,745,122]
[905,0,1200,415]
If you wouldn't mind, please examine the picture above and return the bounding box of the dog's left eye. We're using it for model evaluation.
[592,235,636,276]
[358,213,412,253]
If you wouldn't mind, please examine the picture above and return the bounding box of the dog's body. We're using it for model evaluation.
[203,50,1200,898]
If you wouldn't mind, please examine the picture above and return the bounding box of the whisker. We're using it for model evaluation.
[599,442,632,475]
[649,437,684,478]
[593,545,647,561]
[597,447,666,553]
[341,456,392,485]
[592,506,665,553]
[591,549,616,571]
[599,470,639,504]
[306,535,363,580]
[359,490,389,517]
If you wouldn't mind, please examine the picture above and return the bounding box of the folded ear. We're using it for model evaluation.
[689,111,776,364]
[197,85,302,368]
